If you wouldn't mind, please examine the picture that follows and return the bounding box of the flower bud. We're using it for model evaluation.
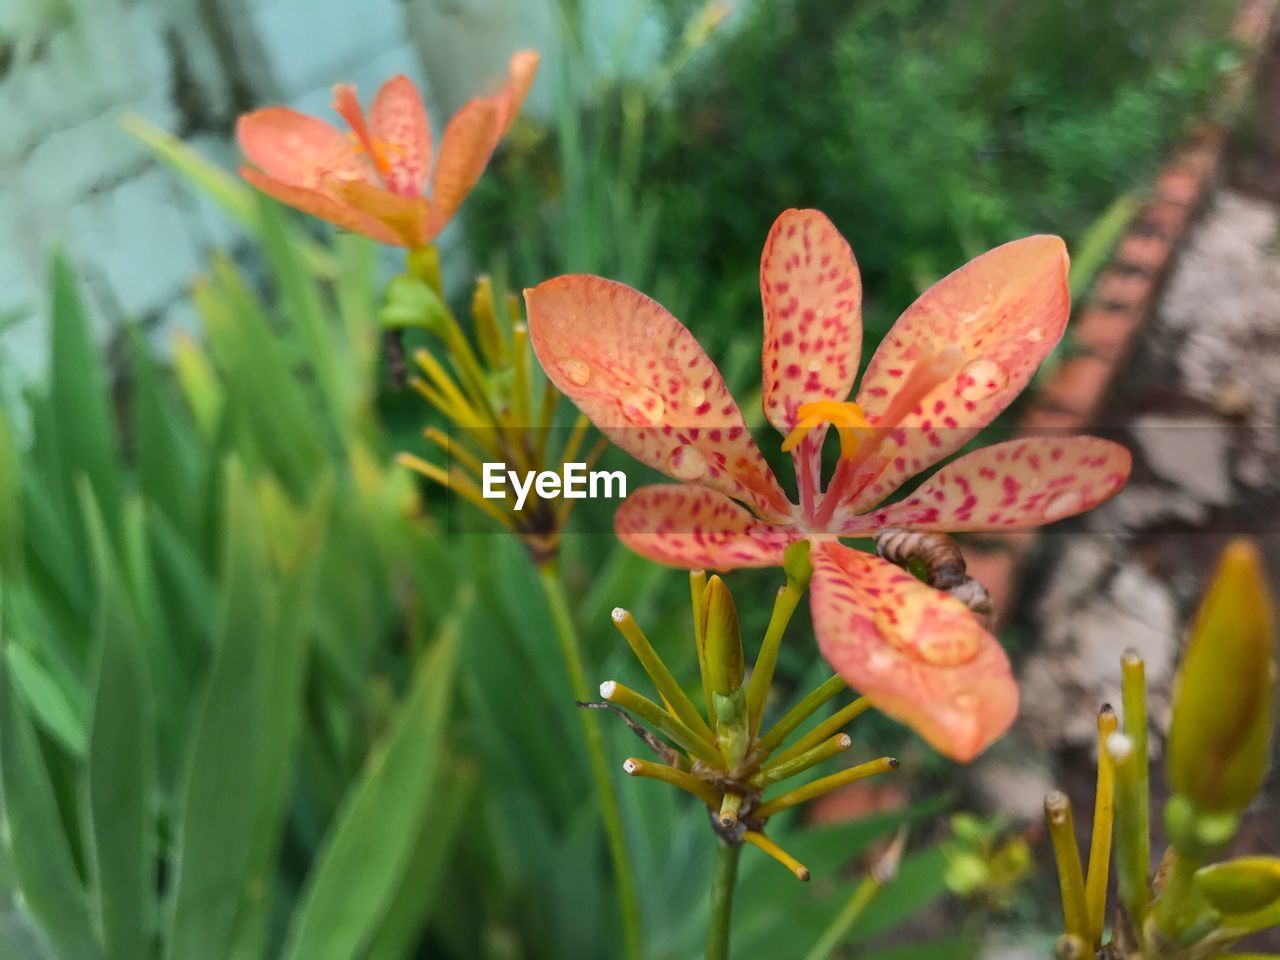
[471,275,508,368]
[1167,539,1275,814]
[783,538,812,591]
[702,576,743,696]
[1194,856,1280,915]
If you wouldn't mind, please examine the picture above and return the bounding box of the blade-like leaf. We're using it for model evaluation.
[0,622,101,960]
[280,618,460,960]
[80,484,156,960]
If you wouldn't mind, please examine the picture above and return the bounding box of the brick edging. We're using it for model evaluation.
[965,0,1280,625]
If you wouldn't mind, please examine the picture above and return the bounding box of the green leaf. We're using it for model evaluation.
[0,620,101,960]
[0,406,22,580]
[4,644,86,758]
[280,618,460,960]
[165,461,281,960]
[80,484,156,960]
[364,763,476,960]
[48,251,120,519]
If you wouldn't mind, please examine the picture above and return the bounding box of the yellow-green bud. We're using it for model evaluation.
[471,275,508,368]
[1194,856,1280,915]
[1167,539,1275,814]
[702,576,743,696]
[783,539,812,591]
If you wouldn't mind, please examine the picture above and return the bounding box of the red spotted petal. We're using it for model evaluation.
[236,107,371,189]
[809,541,1018,762]
[238,167,404,245]
[615,485,796,570]
[525,275,793,521]
[371,75,433,195]
[848,236,1070,512]
[840,436,1131,534]
[761,209,862,433]
[427,99,502,238]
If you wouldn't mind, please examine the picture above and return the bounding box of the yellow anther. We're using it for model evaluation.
[780,400,872,459]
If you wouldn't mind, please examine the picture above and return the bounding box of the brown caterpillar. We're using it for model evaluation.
[874,529,996,629]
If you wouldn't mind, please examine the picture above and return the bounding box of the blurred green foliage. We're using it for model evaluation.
[474,0,1239,355]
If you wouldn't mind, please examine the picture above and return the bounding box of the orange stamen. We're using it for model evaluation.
[781,400,872,460]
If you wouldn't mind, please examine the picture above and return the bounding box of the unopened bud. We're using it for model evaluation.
[702,576,743,696]
[471,275,508,368]
[783,539,812,591]
[1194,856,1280,915]
[1167,539,1275,815]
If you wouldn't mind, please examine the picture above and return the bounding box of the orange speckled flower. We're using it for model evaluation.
[236,51,539,247]
[524,209,1132,762]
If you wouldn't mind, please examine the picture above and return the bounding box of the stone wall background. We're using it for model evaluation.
[0,0,667,405]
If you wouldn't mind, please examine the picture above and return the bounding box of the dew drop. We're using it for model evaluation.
[806,358,822,373]
[958,358,1010,402]
[669,445,707,481]
[560,358,591,386]
[1044,489,1083,519]
[1025,327,1045,343]
[619,385,666,426]
[684,384,706,408]
[950,691,978,711]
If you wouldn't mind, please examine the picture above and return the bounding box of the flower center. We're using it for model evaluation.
[781,400,872,460]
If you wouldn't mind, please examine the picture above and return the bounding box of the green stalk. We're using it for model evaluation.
[745,581,805,736]
[753,675,847,758]
[538,562,643,960]
[1121,650,1151,920]
[706,841,742,960]
[802,872,883,960]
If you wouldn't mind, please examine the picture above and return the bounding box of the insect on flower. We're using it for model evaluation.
[524,209,1132,762]
[236,51,539,247]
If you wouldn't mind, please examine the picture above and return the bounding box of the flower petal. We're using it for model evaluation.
[495,50,540,135]
[809,541,1018,761]
[334,181,431,247]
[840,436,1131,533]
[239,167,404,245]
[615,485,795,569]
[236,107,370,188]
[848,235,1070,513]
[371,75,433,195]
[426,99,502,238]
[526,275,793,521]
[425,51,539,238]
[761,209,862,433]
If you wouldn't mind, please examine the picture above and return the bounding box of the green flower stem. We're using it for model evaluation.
[706,840,742,960]
[768,696,871,769]
[1110,733,1149,926]
[751,733,851,787]
[801,871,883,960]
[1121,650,1151,921]
[613,608,716,742]
[745,580,805,735]
[602,681,726,769]
[538,562,643,960]
[753,675,847,758]
[1149,852,1202,949]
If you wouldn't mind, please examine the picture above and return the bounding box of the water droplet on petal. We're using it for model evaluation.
[620,385,666,426]
[807,358,822,373]
[684,384,706,408]
[669,445,707,481]
[1025,327,1045,343]
[958,358,1010,402]
[560,358,591,386]
[950,691,978,711]
[1044,489,1083,519]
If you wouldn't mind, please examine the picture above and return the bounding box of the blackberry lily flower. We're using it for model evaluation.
[524,209,1131,762]
[236,52,538,247]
